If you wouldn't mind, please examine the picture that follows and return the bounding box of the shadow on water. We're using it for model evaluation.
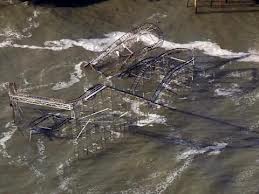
[128,126,259,153]
[128,126,209,148]
[21,0,108,7]
[192,54,259,95]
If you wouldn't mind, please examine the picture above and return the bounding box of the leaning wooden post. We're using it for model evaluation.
[194,0,198,13]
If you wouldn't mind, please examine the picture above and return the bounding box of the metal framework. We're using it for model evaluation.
[7,83,136,156]
[85,23,195,103]
[85,23,163,77]
[117,48,195,102]
[6,23,258,162]
[7,23,197,158]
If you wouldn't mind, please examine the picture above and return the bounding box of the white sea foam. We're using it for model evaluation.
[0,122,17,158]
[0,28,24,39]
[177,142,227,160]
[0,82,8,92]
[234,89,259,107]
[52,61,85,90]
[0,32,125,51]
[118,141,227,194]
[148,142,227,193]
[123,98,166,126]
[148,13,168,20]
[0,40,12,47]
[1,29,259,63]
[0,10,40,47]
[155,157,193,194]
[45,32,124,52]
[22,10,40,34]
[56,158,73,179]
[36,139,46,163]
[154,142,226,193]
[119,157,193,194]
[56,158,74,194]
[214,88,241,97]
[136,114,167,127]
[18,83,54,92]
[58,177,73,192]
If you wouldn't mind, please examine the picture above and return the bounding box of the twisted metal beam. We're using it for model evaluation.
[84,23,163,77]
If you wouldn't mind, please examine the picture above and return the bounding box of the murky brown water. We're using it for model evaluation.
[1,0,259,193]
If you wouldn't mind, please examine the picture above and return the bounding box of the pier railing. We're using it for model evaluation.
[187,0,259,13]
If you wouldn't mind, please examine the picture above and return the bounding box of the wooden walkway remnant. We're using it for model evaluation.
[187,0,259,13]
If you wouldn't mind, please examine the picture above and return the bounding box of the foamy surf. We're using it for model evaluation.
[36,139,46,163]
[56,157,75,193]
[0,28,25,40]
[0,32,126,52]
[155,157,193,194]
[177,142,227,160]
[86,140,227,194]
[0,122,17,158]
[0,10,39,42]
[214,88,242,97]
[58,177,73,193]
[0,82,8,93]
[52,61,85,90]
[18,83,55,92]
[154,142,227,193]
[1,29,259,63]
[123,98,167,126]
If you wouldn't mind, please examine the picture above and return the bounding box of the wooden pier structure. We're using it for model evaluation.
[187,0,259,13]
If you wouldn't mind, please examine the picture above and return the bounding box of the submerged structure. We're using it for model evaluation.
[7,24,197,157]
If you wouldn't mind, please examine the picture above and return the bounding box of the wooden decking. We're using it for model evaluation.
[187,0,259,13]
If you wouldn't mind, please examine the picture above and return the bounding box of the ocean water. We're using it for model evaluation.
[1,0,259,193]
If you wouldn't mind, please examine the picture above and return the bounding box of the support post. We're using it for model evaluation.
[194,0,198,13]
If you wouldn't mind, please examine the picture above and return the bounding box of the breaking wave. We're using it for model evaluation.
[1,30,259,63]
[0,82,8,93]
[123,97,167,126]
[52,61,85,90]
[116,142,227,194]
[0,10,40,42]
[154,142,227,193]
[177,142,227,160]
[0,122,17,158]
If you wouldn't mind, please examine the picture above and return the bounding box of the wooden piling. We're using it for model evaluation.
[194,0,198,13]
